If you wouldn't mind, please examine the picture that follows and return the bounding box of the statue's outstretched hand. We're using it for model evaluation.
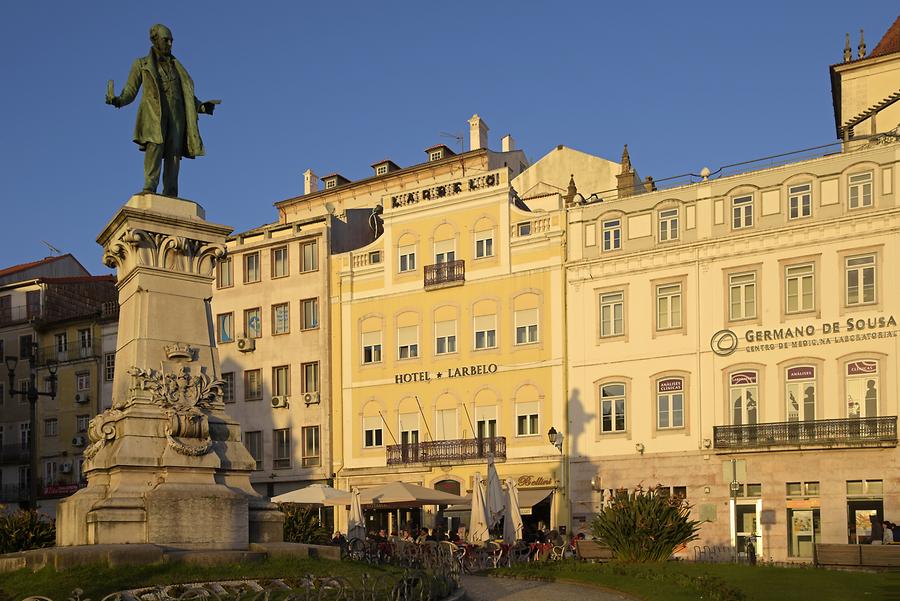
[200,99,221,115]
[106,94,122,108]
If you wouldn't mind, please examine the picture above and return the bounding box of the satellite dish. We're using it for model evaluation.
[324,202,336,215]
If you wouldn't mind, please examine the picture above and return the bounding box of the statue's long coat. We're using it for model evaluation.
[118,52,205,158]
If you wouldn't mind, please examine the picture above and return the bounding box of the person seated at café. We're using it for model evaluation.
[449,529,461,543]
[416,528,429,544]
[433,527,447,542]
[332,531,347,546]
[884,521,895,544]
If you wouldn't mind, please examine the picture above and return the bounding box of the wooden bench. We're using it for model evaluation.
[575,539,614,563]
[816,544,900,569]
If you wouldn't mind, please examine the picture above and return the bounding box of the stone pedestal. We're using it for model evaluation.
[56,194,283,549]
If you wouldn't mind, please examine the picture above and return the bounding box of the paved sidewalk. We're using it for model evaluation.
[461,575,635,601]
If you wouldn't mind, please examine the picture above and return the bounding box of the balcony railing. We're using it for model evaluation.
[386,436,506,466]
[0,444,30,465]
[0,304,42,327]
[0,484,28,503]
[424,260,465,289]
[36,344,98,364]
[713,416,897,450]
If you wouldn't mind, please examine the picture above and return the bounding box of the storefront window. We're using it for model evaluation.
[786,481,821,558]
[846,479,883,544]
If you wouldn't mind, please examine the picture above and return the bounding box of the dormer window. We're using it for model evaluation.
[376,165,388,176]
[425,145,455,163]
[430,150,443,161]
[325,179,337,189]
[321,173,350,190]
[371,160,400,177]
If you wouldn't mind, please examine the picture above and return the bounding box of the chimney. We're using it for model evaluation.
[468,114,489,150]
[501,134,515,152]
[304,169,319,195]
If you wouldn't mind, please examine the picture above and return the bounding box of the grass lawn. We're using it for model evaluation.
[493,560,900,601]
[0,556,401,600]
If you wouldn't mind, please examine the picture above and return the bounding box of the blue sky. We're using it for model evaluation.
[1,1,897,272]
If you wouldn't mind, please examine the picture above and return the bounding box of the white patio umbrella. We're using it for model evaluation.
[503,478,524,545]
[271,483,347,506]
[330,481,467,507]
[485,454,506,529]
[468,472,490,544]
[348,488,366,541]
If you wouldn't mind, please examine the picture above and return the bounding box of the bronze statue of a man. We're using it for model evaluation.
[106,24,219,197]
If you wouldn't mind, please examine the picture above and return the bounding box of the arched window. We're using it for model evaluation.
[846,359,878,418]
[656,377,684,429]
[729,371,758,426]
[785,365,816,422]
[600,383,626,433]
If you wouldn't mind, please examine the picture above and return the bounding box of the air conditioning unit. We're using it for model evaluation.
[236,337,256,352]
[60,462,73,474]
[72,435,87,447]
[74,393,89,404]
[303,392,320,405]
[271,395,289,408]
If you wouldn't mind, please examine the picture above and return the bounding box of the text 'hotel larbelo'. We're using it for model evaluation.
[208,16,900,561]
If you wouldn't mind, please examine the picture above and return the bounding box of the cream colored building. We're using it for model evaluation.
[566,21,900,562]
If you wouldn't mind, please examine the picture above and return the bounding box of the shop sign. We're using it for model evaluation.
[786,498,820,509]
[43,483,81,496]
[516,475,554,488]
[711,314,898,355]
[657,378,683,393]
[786,366,815,380]
[394,363,498,384]
[730,371,757,386]
[847,360,878,375]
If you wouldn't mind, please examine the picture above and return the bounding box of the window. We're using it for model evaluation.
[244,369,262,401]
[516,401,539,436]
[78,329,92,356]
[429,150,443,161]
[599,292,624,337]
[656,283,682,330]
[475,230,494,258]
[44,461,58,486]
[362,331,382,364]
[397,325,419,359]
[434,240,455,264]
[730,371,759,426]
[217,313,234,343]
[301,240,319,272]
[659,208,679,241]
[399,413,419,449]
[271,246,289,278]
[76,373,90,392]
[244,431,262,470]
[243,252,260,283]
[244,308,262,338]
[785,365,816,421]
[18,379,28,403]
[302,426,320,467]
[301,298,319,329]
[363,415,383,448]
[602,219,622,251]
[729,272,757,321]
[785,264,814,313]
[273,428,291,469]
[221,372,235,403]
[435,408,457,440]
[301,362,319,393]
[517,222,532,237]
[217,257,233,288]
[272,365,290,396]
[732,195,753,229]
[600,383,626,433]
[845,254,876,306]
[272,303,290,335]
[846,479,883,496]
[26,291,40,319]
[20,423,30,447]
[76,414,89,433]
[846,360,878,418]
[44,418,58,437]
[376,164,388,176]
[514,308,538,344]
[435,320,457,354]
[369,251,382,264]
[398,245,416,272]
[848,172,873,209]
[475,406,498,450]
[656,378,684,429]
[474,315,497,349]
[54,333,68,356]
[325,179,336,189]
[788,184,812,219]
[20,335,32,359]
[104,353,115,382]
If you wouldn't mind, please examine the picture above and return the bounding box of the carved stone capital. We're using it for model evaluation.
[102,227,226,277]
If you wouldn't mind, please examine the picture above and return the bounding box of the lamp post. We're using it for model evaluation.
[547,426,567,533]
[6,342,58,509]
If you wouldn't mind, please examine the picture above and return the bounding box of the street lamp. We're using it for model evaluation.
[6,342,58,508]
[547,426,563,453]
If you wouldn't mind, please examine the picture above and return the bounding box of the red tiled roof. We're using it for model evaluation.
[39,275,116,284]
[0,255,69,279]
[871,15,900,58]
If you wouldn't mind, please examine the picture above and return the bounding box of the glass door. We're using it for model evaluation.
[731,500,762,560]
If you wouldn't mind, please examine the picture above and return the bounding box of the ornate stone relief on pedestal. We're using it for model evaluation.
[102,228,226,276]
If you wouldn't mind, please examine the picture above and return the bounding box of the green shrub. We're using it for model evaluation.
[280,505,329,544]
[590,485,701,562]
[0,509,56,553]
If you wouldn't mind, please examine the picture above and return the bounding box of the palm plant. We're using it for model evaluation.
[280,504,330,544]
[590,484,701,562]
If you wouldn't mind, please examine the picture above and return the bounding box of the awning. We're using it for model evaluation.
[442,489,553,519]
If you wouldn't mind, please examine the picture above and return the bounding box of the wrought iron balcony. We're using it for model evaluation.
[37,344,99,364]
[0,484,28,503]
[424,260,465,289]
[0,303,42,326]
[386,436,506,466]
[713,416,897,450]
[0,443,30,465]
